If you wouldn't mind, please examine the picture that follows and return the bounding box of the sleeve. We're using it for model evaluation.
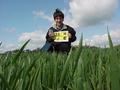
[69,27,76,42]
[46,28,54,42]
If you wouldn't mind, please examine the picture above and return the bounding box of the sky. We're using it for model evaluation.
[0,0,120,53]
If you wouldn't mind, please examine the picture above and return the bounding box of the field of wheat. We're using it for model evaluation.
[0,33,120,90]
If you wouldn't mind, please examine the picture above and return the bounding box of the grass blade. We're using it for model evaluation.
[0,73,11,90]
[12,39,30,64]
[107,27,113,48]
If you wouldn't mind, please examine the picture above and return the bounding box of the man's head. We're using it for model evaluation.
[53,9,64,28]
[53,9,64,19]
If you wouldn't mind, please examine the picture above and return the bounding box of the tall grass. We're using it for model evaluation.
[0,34,120,90]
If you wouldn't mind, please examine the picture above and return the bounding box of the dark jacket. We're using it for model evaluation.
[46,24,76,53]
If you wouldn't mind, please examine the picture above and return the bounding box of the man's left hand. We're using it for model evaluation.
[68,33,72,38]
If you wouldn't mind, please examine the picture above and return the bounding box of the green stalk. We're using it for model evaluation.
[12,39,30,64]
[107,26,113,48]
[58,34,83,89]
[58,46,73,89]
[0,73,11,90]
[72,34,83,77]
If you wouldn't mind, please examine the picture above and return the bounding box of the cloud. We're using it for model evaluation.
[0,43,18,53]
[65,0,118,28]
[0,29,47,53]
[33,10,53,22]
[19,29,46,50]
[1,27,16,33]
[7,27,16,32]
[0,41,2,46]
[84,26,120,47]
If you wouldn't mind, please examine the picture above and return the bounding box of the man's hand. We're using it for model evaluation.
[68,33,72,38]
[48,31,54,39]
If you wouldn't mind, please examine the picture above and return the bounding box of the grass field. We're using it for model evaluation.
[0,33,120,90]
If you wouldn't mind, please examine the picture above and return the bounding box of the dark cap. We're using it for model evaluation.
[53,8,64,19]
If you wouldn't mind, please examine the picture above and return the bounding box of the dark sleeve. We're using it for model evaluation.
[46,28,54,42]
[69,27,76,42]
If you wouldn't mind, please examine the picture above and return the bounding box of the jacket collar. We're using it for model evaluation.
[53,24,67,30]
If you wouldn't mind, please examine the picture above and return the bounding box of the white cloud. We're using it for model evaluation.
[19,29,46,50]
[0,29,47,53]
[6,27,16,32]
[84,26,120,47]
[0,27,16,33]
[33,10,53,22]
[65,0,118,28]
[0,43,18,53]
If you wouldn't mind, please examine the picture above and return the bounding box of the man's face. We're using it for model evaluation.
[54,16,64,27]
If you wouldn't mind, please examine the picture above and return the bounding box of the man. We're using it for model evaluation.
[45,8,76,53]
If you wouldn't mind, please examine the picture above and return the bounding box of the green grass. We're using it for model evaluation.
[0,33,120,90]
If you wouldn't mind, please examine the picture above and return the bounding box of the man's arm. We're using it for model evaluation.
[46,29,54,42]
[68,27,76,42]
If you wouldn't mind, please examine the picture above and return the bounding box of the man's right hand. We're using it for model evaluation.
[48,31,54,38]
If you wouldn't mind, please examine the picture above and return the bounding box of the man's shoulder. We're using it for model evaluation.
[48,27,56,31]
[65,25,74,30]
[48,26,54,30]
[65,25,75,33]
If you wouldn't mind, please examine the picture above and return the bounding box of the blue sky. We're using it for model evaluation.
[0,0,120,53]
